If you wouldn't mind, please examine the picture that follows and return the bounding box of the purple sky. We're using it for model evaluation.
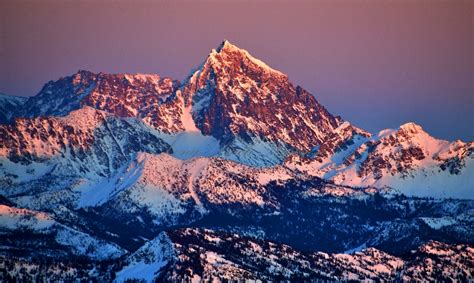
[1,0,472,141]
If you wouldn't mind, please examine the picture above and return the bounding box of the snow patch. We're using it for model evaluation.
[115,233,174,282]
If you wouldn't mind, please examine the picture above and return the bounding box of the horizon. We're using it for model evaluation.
[1,0,472,141]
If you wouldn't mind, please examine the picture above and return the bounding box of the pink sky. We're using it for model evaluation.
[0,0,472,140]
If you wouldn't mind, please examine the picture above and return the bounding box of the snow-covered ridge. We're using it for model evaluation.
[287,121,474,199]
[115,232,174,282]
[16,70,181,132]
[107,152,294,213]
[115,228,473,282]
[0,40,472,281]
[0,204,54,230]
[3,40,344,161]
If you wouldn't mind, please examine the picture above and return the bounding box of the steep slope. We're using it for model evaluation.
[68,153,296,229]
[18,71,179,131]
[0,93,27,124]
[5,41,473,175]
[0,107,171,184]
[16,71,196,135]
[115,228,473,282]
[287,122,474,199]
[9,41,345,166]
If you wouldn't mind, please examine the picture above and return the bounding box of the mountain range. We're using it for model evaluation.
[0,40,472,281]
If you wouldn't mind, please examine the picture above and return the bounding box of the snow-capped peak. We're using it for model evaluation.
[0,93,28,106]
[208,39,286,77]
[0,93,28,123]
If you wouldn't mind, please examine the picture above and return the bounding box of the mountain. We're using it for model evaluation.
[286,122,474,199]
[0,40,472,281]
[179,40,343,164]
[0,204,124,260]
[18,72,179,126]
[4,149,472,255]
[0,93,27,124]
[0,107,171,183]
[3,228,471,281]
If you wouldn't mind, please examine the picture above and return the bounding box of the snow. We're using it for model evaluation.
[55,227,124,260]
[0,205,124,260]
[75,157,143,208]
[0,158,52,184]
[115,232,174,283]
[367,156,474,200]
[204,251,233,266]
[0,93,27,106]
[192,89,213,113]
[291,120,474,200]
[159,131,220,160]
[213,40,286,77]
[204,234,223,244]
[344,242,367,254]
[112,152,273,210]
[124,73,161,85]
[186,158,209,212]
[180,95,200,132]
[420,217,457,229]
[62,107,104,132]
[191,274,202,283]
[220,136,292,167]
[0,205,54,230]
[129,183,186,217]
[257,167,292,185]
[334,248,404,279]
[116,259,167,282]
[399,122,424,133]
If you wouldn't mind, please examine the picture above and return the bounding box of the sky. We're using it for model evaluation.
[1,0,472,141]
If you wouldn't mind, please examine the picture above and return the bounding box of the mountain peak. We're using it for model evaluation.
[175,40,343,155]
[210,39,245,57]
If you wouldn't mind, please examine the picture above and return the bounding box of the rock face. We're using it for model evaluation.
[0,40,473,282]
[0,107,171,181]
[182,40,342,151]
[3,227,472,282]
[18,71,184,133]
